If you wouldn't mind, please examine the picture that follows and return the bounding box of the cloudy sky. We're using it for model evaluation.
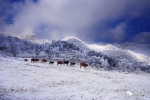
[0,0,150,44]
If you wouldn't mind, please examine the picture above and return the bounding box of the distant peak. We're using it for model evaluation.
[62,36,89,47]
[62,36,81,41]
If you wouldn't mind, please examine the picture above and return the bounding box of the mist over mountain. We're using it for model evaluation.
[18,34,51,44]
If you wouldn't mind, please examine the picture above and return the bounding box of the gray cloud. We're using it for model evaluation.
[108,22,127,42]
[132,32,150,44]
[1,0,150,42]
[88,22,128,43]
[0,0,12,33]
[0,0,24,33]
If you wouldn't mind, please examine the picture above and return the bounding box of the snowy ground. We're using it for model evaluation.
[0,55,150,100]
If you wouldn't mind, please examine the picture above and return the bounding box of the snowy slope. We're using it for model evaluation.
[62,36,119,51]
[62,36,88,46]
[63,36,150,66]
[0,55,150,100]
[118,42,150,57]
[127,50,150,65]
[62,36,90,51]
[88,44,119,51]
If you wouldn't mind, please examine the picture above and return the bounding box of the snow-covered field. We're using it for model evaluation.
[0,55,150,100]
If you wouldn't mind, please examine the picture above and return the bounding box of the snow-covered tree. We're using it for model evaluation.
[35,45,41,58]
[45,45,53,59]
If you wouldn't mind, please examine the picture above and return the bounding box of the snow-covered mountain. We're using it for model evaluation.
[63,36,150,53]
[62,36,119,53]
[62,36,119,51]
[62,36,89,51]
[118,42,150,56]
[0,34,150,72]
[63,36,150,67]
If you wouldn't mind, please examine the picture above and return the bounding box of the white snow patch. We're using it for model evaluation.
[128,50,150,65]
[88,44,119,51]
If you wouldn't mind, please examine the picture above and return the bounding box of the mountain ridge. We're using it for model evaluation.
[0,34,150,72]
[0,34,51,44]
[62,36,150,66]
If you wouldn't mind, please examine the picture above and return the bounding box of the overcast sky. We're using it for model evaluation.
[0,0,150,44]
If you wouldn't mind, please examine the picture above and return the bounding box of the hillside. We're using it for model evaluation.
[0,34,150,73]
[0,55,150,100]
[63,36,150,72]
